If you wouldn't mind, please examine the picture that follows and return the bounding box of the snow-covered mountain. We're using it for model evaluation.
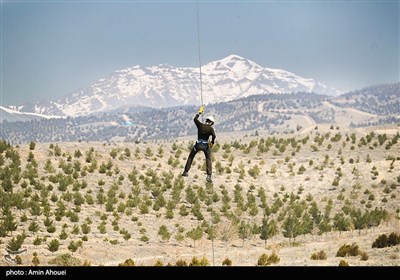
[13,55,341,117]
[0,106,64,123]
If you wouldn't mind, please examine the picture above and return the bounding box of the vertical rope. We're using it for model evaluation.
[209,184,216,266]
[196,1,204,110]
[196,1,215,267]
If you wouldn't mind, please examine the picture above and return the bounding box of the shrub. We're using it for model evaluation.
[360,252,369,261]
[29,141,36,150]
[348,244,360,256]
[6,234,26,252]
[187,256,209,266]
[257,252,280,266]
[140,235,149,243]
[199,257,210,266]
[33,237,42,246]
[175,259,188,266]
[248,165,260,179]
[32,252,40,266]
[388,232,400,247]
[268,252,280,264]
[336,243,360,257]
[81,223,91,235]
[20,214,28,223]
[47,239,60,254]
[59,229,68,240]
[373,233,400,248]
[311,250,327,260]
[119,258,135,266]
[222,258,232,266]
[158,225,171,242]
[48,253,81,266]
[68,241,80,254]
[339,260,349,266]
[257,254,268,266]
[189,257,200,266]
[46,225,56,233]
[15,255,22,265]
[372,234,388,248]
[109,239,118,245]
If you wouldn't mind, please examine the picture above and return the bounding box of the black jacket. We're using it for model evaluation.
[194,114,216,144]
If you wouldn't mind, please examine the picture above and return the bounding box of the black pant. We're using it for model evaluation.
[184,141,212,175]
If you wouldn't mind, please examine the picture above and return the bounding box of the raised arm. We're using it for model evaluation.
[194,105,205,128]
[194,113,201,128]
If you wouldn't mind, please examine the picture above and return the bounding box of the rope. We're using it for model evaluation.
[196,1,215,267]
[209,183,216,266]
[196,1,204,111]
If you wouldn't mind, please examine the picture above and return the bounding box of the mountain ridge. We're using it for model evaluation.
[1,83,398,144]
[11,55,341,117]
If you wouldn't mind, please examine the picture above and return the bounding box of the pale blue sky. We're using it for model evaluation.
[1,0,399,105]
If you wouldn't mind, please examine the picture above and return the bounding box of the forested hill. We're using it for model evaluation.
[330,83,399,116]
[1,87,398,144]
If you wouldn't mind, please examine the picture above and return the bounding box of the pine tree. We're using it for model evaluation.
[158,225,171,243]
[33,236,42,246]
[351,208,366,234]
[238,221,251,247]
[333,213,350,235]
[186,226,203,247]
[43,217,53,227]
[260,217,277,248]
[6,233,26,252]
[28,141,36,150]
[175,232,185,243]
[48,239,60,255]
[0,222,7,237]
[299,212,313,236]
[68,241,79,255]
[179,204,189,217]
[30,201,42,218]
[81,223,91,235]
[185,186,197,205]
[28,221,40,233]
[318,217,332,236]
[3,211,18,235]
[32,252,40,266]
[308,201,322,225]
[282,213,300,244]
[145,147,153,157]
[59,228,68,240]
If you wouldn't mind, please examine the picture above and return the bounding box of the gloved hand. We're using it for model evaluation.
[208,142,214,149]
[198,105,205,115]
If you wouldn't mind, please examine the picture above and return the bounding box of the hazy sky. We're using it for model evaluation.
[1,0,399,105]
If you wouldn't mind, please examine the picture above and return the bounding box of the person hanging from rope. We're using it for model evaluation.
[182,105,216,183]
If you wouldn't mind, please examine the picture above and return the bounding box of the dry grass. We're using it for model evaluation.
[0,124,399,266]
